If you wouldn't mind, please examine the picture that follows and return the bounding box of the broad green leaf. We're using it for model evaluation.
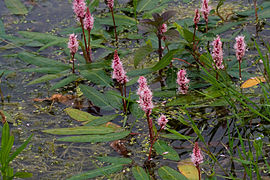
[64,108,99,122]
[22,67,69,74]
[97,14,137,27]
[95,156,132,165]
[132,166,150,180]
[4,0,28,15]
[8,134,32,163]
[130,103,144,119]
[86,114,119,126]
[43,126,115,135]
[160,132,193,140]
[0,19,6,40]
[67,164,123,180]
[154,140,180,161]
[158,166,188,180]
[105,90,122,110]
[134,41,153,68]
[17,52,69,68]
[80,70,113,87]
[18,31,66,44]
[2,134,14,165]
[50,74,79,90]
[152,49,178,71]
[13,172,32,178]
[166,67,177,89]
[207,21,247,35]
[79,84,114,110]
[137,0,160,12]
[38,39,66,52]
[153,90,176,98]
[57,130,130,142]
[27,74,65,85]
[177,159,199,180]
[126,68,153,77]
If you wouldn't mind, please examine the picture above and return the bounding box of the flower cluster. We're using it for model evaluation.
[211,35,224,69]
[234,35,246,63]
[137,76,154,114]
[194,9,200,29]
[157,114,168,128]
[177,69,190,94]
[191,142,203,167]
[112,50,128,84]
[68,34,78,55]
[72,0,86,19]
[160,24,167,34]
[201,0,211,23]
[107,0,114,9]
[84,8,94,30]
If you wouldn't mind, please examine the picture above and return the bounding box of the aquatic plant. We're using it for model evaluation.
[68,33,78,73]
[176,69,189,94]
[191,142,203,180]
[106,0,118,44]
[234,35,246,80]
[201,0,211,32]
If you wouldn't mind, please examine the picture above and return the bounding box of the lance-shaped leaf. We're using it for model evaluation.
[65,108,99,122]
[161,11,177,22]
[132,166,150,180]
[134,40,153,68]
[95,156,132,165]
[152,49,179,71]
[50,74,79,91]
[43,126,116,135]
[154,140,180,161]
[4,0,28,15]
[80,70,113,87]
[158,166,188,180]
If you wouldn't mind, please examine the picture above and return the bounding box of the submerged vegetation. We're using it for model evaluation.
[0,0,270,179]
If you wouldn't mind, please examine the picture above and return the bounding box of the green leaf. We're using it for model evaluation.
[132,166,150,180]
[104,90,122,110]
[22,67,69,74]
[154,140,180,161]
[43,126,116,135]
[158,166,188,180]
[166,67,177,89]
[0,111,15,124]
[38,39,66,52]
[57,130,130,143]
[17,52,69,68]
[64,108,99,122]
[27,74,66,85]
[130,103,144,119]
[13,171,32,178]
[79,84,114,110]
[18,31,66,44]
[134,41,153,68]
[160,132,193,140]
[86,114,119,126]
[8,134,32,163]
[153,90,176,98]
[137,0,160,12]
[126,68,153,78]
[4,0,28,15]
[97,14,137,27]
[207,21,247,35]
[95,156,132,165]
[0,19,6,39]
[152,49,178,71]
[80,70,113,87]
[68,164,123,180]
[50,74,79,90]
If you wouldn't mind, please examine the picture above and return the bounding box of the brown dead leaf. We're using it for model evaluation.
[241,76,266,88]
[110,140,129,157]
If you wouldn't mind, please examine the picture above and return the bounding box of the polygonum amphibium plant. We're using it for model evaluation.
[112,50,128,113]
[84,7,94,62]
[201,0,211,32]
[191,142,204,180]
[234,35,246,80]
[177,69,190,94]
[105,0,118,44]
[68,34,79,73]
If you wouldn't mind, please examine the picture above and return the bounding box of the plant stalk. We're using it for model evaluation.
[158,33,165,87]
[87,29,92,63]
[71,54,75,74]
[110,7,118,46]
[80,17,90,63]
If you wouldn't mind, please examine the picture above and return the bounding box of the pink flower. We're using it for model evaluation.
[160,24,167,34]
[191,142,203,167]
[211,35,224,69]
[137,76,154,114]
[158,114,168,128]
[72,0,86,19]
[107,0,114,9]
[68,34,79,55]
[84,8,94,30]
[177,69,190,94]
[194,9,200,29]
[112,50,128,84]
[201,0,211,23]
[234,35,246,63]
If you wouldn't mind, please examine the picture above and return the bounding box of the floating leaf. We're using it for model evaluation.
[160,133,193,140]
[152,49,178,71]
[13,172,33,178]
[241,76,266,88]
[57,130,130,142]
[50,74,79,91]
[27,74,66,85]
[22,67,69,74]
[126,68,153,77]
[95,156,132,165]
[79,84,114,110]
[154,140,180,161]
[4,0,28,15]
[132,166,150,180]
[65,108,99,122]
[85,114,119,126]
[97,14,136,27]
[137,0,160,12]
[80,70,112,87]
[18,31,65,44]
[158,166,188,180]
[134,41,153,68]
[43,126,115,135]
[177,159,199,180]
[67,164,123,180]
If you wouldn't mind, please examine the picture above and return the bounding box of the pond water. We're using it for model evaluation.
[0,0,269,179]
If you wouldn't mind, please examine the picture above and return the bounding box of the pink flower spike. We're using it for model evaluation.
[158,114,168,128]
[137,76,154,114]
[84,8,94,30]
[107,0,114,9]
[211,35,224,70]
[177,69,190,94]
[72,0,86,19]
[112,50,128,84]
[234,35,246,63]
[194,9,200,29]
[201,0,211,23]
[68,34,79,55]
[160,24,167,34]
[191,142,203,167]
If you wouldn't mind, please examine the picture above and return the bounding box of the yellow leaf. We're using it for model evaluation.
[177,158,199,180]
[241,76,266,88]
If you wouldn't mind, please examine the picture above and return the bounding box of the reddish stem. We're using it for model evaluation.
[196,165,201,180]
[148,126,164,160]
[80,17,90,63]
[239,59,242,80]
[71,53,75,74]
[119,84,127,113]
[110,7,118,45]
[146,110,154,144]
[173,58,192,66]
[87,29,92,63]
